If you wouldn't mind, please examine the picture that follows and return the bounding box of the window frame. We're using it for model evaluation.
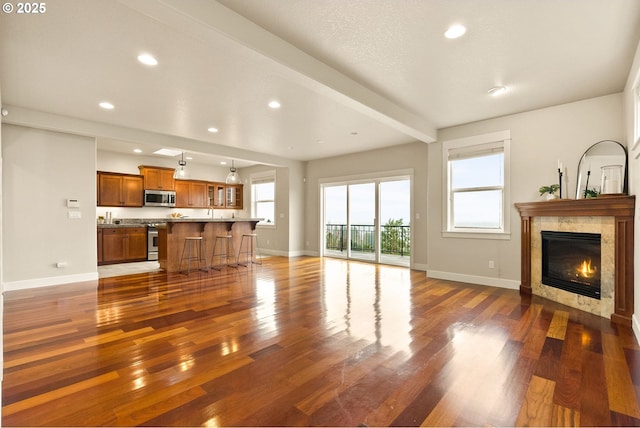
[251,170,276,228]
[442,130,511,240]
[634,83,640,153]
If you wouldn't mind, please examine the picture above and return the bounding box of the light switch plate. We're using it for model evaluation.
[68,211,81,219]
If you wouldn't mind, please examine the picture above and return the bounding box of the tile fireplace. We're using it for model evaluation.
[515,196,634,325]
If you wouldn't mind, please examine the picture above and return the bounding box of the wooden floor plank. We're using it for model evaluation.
[515,375,556,426]
[602,332,640,418]
[3,256,640,427]
[547,310,569,340]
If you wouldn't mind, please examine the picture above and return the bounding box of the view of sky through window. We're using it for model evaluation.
[324,180,410,226]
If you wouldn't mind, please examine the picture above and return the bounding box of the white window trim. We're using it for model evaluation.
[633,82,640,154]
[442,130,511,240]
[251,170,276,228]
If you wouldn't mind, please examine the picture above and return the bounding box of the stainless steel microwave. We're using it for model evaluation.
[144,190,176,207]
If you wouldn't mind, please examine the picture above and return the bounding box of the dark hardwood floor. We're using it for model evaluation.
[3,256,640,426]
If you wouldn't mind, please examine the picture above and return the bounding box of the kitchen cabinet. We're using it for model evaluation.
[99,227,147,264]
[138,166,175,190]
[207,183,243,209]
[175,180,209,208]
[226,184,243,209]
[209,183,226,208]
[97,172,143,207]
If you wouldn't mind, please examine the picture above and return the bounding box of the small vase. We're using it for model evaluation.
[546,194,558,200]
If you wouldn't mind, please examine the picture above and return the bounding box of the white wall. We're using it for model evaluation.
[430,94,624,287]
[240,164,297,256]
[2,124,98,290]
[289,161,305,255]
[304,141,428,269]
[624,39,640,341]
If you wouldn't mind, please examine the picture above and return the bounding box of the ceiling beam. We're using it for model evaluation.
[120,0,437,143]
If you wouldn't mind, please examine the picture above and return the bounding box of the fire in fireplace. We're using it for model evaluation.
[541,231,601,299]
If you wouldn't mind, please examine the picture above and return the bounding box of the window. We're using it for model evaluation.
[251,171,275,226]
[442,130,511,238]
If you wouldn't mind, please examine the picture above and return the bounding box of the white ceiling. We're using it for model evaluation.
[1,0,640,167]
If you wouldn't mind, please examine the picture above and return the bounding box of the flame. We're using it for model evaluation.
[577,259,597,278]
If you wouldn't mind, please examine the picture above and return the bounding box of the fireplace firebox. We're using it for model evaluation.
[541,231,601,300]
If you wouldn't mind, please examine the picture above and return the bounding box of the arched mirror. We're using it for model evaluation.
[575,140,628,198]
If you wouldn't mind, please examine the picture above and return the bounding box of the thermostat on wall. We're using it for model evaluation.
[67,199,80,208]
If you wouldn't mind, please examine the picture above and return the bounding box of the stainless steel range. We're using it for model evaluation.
[147,224,160,261]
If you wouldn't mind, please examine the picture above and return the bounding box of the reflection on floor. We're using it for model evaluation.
[98,261,161,278]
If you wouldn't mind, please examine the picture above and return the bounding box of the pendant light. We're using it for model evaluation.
[174,152,187,178]
[225,160,240,184]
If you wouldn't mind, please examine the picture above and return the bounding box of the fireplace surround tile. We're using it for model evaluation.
[532,216,614,318]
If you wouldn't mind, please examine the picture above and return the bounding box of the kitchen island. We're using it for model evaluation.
[157,218,262,273]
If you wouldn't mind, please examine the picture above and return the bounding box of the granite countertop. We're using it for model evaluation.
[97,223,150,229]
[163,218,263,223]
[98,218,262,228]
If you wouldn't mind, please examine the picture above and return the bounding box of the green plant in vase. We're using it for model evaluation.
[583,188,599,198]
[539,184,560,199]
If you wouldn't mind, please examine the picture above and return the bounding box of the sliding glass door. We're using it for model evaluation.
[348,182,376,261]
[322,177,410,266]
[379,180,411,265]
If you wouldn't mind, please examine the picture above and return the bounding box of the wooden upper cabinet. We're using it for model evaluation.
[225,184,243,209]
[190,181,209,207]
[175,180,209,208]
[209,183,226,208]
[97,172,143,207]
[122,175,144,206]
[138,166,175,190]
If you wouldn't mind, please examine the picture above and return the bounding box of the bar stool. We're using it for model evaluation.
[237,233,262,266]
[210,234,238,270]
[178,236,209,274]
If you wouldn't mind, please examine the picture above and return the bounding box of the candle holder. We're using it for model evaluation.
[558,168,563,199]
[583,170,591,198]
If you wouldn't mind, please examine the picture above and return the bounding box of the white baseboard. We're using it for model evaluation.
[633,314,640,346]
[260,249,309,257]
[412,263,428,272]
[4,272,99,292]
[426,270,520,290]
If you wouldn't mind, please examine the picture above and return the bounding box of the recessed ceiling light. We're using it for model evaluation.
[287,146,294,150]
[186,156,193,160]
[220,161,227,165]
[133,148,142,153]
[445,24,466,39]
[268,100,281,109]
[208,127,219,133]
[137,53,158,66]
[488,86,507,96]
[99,101,114,110]
[350,131,359,136]
[153,148,183,157]
[316,140,325,144]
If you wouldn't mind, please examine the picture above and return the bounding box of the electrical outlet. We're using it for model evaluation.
[488,260,495,269]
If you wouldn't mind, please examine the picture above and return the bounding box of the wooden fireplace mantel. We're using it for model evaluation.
[515,196,635,325]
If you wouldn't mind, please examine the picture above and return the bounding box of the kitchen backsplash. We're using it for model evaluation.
[96,206,246,221]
